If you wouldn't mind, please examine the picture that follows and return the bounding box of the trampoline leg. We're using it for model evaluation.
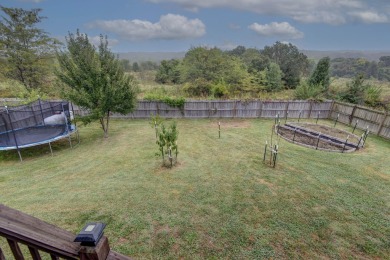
[48,142,53,156]
[77,129,80,144]
[68,135,73,148]
[17,150,22,162]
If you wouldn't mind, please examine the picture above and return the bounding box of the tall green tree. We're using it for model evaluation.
[0,6,59,90]
[155,59,181,84]
[264,62,283,92]
[262,42,308,89]
[56,31,138,138]
[339,74,370,105]
[132,62,140,72]
[180,47,248,96]
[308,57,330,94]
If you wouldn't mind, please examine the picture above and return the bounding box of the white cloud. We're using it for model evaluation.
[349,11,388,23]
[146,0,390,25]
[249,22,304,39]
[89,36,119,47]
[218,42,238,50]
[88,14,205,41]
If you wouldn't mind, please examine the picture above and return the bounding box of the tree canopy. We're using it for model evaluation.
[262,42,309,89]
[309,57,330,94]
[0,6,59,90]
[56,31,138,137]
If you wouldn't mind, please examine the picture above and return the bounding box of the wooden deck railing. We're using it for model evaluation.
[0,204,131,260]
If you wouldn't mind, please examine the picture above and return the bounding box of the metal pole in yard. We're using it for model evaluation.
[298,110,302,122]
[169,146,173,167]
[334,113,339,127]
[263,141,268,162]
[292,128,297,142]
[285,111,288,123]
[155,121,158,139]
[316,111,320,124]
[357,133,364,149]
[218,122,221,139]
[352,120,359,133]
[362,130,369,147]
[273,144,278,168]
[316,132,321,150]
[342,135,349,153]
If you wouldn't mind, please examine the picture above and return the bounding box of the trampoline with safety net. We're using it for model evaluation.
[0,100,78,161]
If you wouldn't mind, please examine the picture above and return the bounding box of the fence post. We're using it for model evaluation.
[156,102,160,116]
[208,101,212,118]
[233,100,238,118]
[258,101,263,118]
[284,101,289,121]
[349,105,357,125]
[329,100,336,119]
[377,110,388,136]
[308,100,313,118]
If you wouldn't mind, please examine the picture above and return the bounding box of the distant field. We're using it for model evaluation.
[330,77,390,99]
[134,71,390,102]
[1,119,389,259]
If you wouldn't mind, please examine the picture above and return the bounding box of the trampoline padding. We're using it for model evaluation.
[0,125,68,150]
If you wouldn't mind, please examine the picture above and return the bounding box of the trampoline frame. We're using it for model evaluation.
[0,99,79,161]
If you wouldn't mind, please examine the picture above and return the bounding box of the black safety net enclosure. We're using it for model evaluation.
[0,100,78,161]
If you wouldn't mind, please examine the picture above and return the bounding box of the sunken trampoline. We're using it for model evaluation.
[0,100,78,161]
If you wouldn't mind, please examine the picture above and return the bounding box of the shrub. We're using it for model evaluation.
[294,81,323,100]
[211,79,229,98]
[183,78,212,97]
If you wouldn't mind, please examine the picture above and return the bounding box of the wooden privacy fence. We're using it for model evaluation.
[100,100,333,119]
[329,101,390,139]
[2,98,389,139]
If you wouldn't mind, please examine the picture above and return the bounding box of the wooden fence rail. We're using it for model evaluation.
[2,98,389,139]
[329,101,390,139]
[0,204,131,260]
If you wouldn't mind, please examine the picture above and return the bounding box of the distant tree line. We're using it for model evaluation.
[120,59,159,72]
[154,42,310,98]
[330,56,390,81]
[154,46,387,109]
[0,5,387,111]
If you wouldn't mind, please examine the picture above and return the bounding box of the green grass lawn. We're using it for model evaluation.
[0,119,389,259]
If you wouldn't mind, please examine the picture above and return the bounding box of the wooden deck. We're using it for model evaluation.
[0,204,131,260]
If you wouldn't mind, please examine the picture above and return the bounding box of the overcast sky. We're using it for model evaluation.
[3,0,390,52]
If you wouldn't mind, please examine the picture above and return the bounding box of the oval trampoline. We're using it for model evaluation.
[0,100,79,161]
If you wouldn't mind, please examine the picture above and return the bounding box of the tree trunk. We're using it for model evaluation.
[99,117,107,138]
[104,110,110,138]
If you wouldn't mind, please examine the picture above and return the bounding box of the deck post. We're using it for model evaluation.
[78,236,110,260]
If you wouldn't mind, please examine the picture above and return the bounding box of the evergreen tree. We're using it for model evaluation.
[339,74,367,105]
[0,6,59,90]
[264,62,283,92]
[308,57,330,94]
[56,31,138,138]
